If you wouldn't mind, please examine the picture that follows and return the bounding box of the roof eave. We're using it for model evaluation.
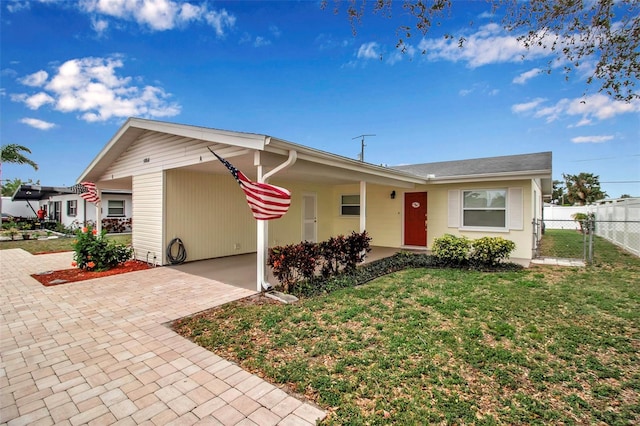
[429,169,552,186]
[266,137,427,185]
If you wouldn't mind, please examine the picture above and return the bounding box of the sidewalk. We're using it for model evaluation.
[0,249,326,425]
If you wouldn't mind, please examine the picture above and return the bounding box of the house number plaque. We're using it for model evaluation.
[411,202,420,208]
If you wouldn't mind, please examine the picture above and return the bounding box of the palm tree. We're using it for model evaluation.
[563,172,607,205]
[1,144,38,171]
[1,144,38,210]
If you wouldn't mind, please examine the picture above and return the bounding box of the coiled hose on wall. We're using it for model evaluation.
[166,237,187,265]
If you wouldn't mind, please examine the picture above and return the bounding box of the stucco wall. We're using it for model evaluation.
[424,180,534,260]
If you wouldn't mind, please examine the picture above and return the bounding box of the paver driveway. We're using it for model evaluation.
[0,249,326,425]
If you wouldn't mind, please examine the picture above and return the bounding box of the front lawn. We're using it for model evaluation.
[0,233,131,254]
[174,239,640,424]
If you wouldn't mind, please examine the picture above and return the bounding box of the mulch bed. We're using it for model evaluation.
[32,260,152,286]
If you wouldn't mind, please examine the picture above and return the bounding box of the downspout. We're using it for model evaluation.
[256,149,298,292]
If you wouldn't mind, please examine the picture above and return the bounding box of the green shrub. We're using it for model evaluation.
[432,234,471,266]
[72,225,133,271]
[469,237,516,267]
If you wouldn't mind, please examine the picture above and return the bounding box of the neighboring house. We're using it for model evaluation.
[77,118,552,290]
[10,184,132,232]
[1,196,34,219]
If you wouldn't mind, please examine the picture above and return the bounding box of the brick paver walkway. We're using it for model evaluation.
[0,249,326,425]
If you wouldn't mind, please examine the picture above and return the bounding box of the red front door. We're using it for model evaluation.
[404,192,428,246]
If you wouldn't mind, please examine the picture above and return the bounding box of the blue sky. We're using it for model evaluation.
[1,0,639,198]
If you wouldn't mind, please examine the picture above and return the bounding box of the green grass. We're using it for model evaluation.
[174,237,640,425]
[0,234,131,254]
[537,228,587,259]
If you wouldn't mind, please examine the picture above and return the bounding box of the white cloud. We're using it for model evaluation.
[6,1,30,13]
[253,36,271,47]
[91,17,109,34]
[386,43,416,65]
[512,94,640,125]
[571,117,593,127]
[513,68,542,84]
[12,56,180,122]
[511,97,546,114]
[19,70,48,87]
[20,118,56,130]
[571,135,614,144]
[418,23,553,68]
[204,9,235,36]
[24,92,55,109]
[79,0,235,35]
[357,42,380,60]
[269,25,281,38]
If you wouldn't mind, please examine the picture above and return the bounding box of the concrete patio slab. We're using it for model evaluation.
[0,249,326,425]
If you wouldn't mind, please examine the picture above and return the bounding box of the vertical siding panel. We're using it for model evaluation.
[165,169,256,261]
[132,172,164,265]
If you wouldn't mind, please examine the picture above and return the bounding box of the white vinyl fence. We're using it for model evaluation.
[543,204,588,230]
[591,198,640,257]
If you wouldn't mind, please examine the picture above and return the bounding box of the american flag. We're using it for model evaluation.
[69,182,100,204]
[209,149,291,220]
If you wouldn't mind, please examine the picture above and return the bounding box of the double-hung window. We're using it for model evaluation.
[462,189,507,229]
[67,200,77,216]
[340,195,360,216]
[107,200,125,217]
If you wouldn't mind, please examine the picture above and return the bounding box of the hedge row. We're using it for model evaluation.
[289,250,522,298]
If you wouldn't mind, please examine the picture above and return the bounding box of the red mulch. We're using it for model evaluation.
[32,260,152,286]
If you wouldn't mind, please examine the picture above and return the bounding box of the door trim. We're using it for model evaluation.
[302,192,317,243]
[403,192,428,247]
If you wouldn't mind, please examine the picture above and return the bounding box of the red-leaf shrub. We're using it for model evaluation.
[267,231,371,292]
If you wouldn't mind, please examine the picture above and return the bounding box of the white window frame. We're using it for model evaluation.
[67,199,77,217]
[340,194,360,216]
[107,200,125,217]
[461,188,508,231]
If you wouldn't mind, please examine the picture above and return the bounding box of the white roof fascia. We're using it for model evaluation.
[77,118,268,183]
[428,170,552,184]
[265,138,426,185]
[132,118,268,149]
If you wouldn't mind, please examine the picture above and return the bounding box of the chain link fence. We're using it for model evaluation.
[534,206,640,262]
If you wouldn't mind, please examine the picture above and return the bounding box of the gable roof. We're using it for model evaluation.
[78,118,552,194]
[393,152,552,178]
[393,152,553,194]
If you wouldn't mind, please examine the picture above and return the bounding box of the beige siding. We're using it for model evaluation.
[267,180,335,246]
[326,183,403,247]
[331,184,361,237]
[165,169,256,261]
[132,172,164,265]
[101,131,223,181]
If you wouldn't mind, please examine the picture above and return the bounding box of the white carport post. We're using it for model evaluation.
[359,180,366,233]
[255,150,298,293]
[95,188,102,233]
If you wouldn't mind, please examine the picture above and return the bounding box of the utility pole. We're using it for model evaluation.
[352,134,376,162]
